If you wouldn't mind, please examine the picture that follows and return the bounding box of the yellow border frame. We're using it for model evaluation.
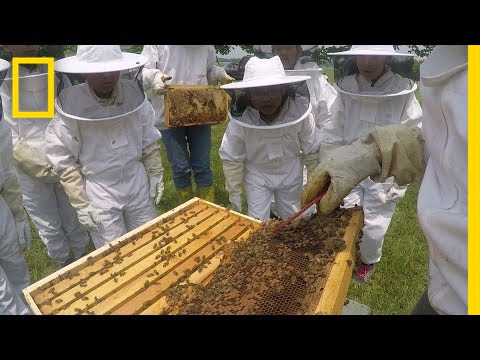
[468,45,479,315]
[11,57,54,118]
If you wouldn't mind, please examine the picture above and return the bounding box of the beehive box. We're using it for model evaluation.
[23,198,363,315]
[164,85,228,128]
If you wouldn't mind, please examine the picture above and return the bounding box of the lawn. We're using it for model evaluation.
[22,68,429,314]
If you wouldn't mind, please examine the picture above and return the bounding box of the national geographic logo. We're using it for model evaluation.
[12,57,54,118]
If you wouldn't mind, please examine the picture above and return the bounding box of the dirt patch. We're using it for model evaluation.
[164,208,351,314]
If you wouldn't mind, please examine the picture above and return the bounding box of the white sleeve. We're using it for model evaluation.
[1,85,20,145]
[320,95,346,145]
[400,93,423,129]
[141,45,163,89]
[140,101,162,148]
[206,45,227,84]
[219,122,247,162]
[45,115,81,173]
[299,113,321,155]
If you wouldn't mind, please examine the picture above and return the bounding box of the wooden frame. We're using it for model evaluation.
[164,85,228,128]
[23,199,363,315]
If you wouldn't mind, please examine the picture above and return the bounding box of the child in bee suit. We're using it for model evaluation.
[219,56,322,221]
[0,45,90,267]
[319,45,423,282]
[302,45,466,314]
[140,45,235,203]
[45,45,164,249]
[0,58,32,315]
[255,45,338,217]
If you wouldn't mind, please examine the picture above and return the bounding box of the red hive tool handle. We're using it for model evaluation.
[273,190,328,233]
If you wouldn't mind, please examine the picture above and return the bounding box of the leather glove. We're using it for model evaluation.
[77,205,100,232]
[13,138,59,183]
[302,124,424,215]
[153,71,173,95]
[229,194,242,212]
[16,218,32,251]
[218,73,235,85]
[149,175,164,205]
[302,151,320,181]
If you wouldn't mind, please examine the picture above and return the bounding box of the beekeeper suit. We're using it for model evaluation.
[0,58,31,315]
[320,45,422,275]
[219,56,321,221]
[45,45,164,249]
[0,49,90,266]
[302,45,466,314]
[255,45,337,130]
[140,45,234,203]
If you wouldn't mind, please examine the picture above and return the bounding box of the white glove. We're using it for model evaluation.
[302,124,424,215]
[218,73,235,85]
[149,176,164,205]
[153,71,172,95]
[229,194,242,212]
[16,218,32,251]
[77,205,100,232]
[222,160,244,196]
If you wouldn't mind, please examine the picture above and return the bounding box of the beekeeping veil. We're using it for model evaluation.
[328,45,418,99]
[220,56,312,129]
[54,45,147,121]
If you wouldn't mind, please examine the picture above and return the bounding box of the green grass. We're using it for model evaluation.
[22,71,428,313]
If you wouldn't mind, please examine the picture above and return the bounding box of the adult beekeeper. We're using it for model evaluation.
[302,45,466,314]
[0,58,31,315]
[319,45,423,282]
[140,45,235,203]
[45,45,164,249]
[0,45,90,267]
[219,55,321,221]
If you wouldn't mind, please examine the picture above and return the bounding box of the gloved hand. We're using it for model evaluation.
[13,138,59,183]
[218,73,235,85]
[153,71,172,95]
[43,166,59,183]
[149,175,164,205]
[302,151,320,180]
[142,142,164,205]
[16,218,32,251]
[77,205,100,232]
[302,124,424,215]
[229,194,242,212]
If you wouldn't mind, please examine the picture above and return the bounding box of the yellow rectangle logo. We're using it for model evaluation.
[11,57,54,118]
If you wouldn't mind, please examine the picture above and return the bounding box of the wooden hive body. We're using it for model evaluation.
[24,198,363,315]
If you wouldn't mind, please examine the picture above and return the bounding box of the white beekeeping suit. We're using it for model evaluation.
[140,45,234,203]
[0,58,31,315]
[323,45,422,280]
[0,59,90,267]
[416,45,467,314]
[45,46,164,249]
[219,56,321,221]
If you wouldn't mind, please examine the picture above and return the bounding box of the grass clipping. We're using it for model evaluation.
[165,209,351,315]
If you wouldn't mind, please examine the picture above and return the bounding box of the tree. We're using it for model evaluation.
[216,45,436,64]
